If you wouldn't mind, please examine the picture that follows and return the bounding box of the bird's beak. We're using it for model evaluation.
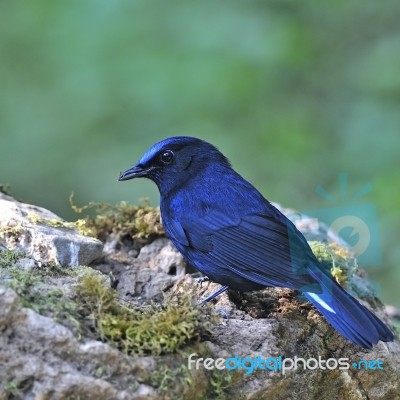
[118,165,150,181]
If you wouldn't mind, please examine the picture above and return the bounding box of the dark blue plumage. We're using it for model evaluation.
[118,136,393,349]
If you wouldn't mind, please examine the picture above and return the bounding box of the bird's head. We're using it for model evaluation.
[118,136,231,194]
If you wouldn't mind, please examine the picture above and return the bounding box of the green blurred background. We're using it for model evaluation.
[0,1,399,306]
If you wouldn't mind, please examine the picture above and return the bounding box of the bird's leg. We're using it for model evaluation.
[195,276,210,286]
[198,285,229,306]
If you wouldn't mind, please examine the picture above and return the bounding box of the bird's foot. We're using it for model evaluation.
[195,276,210,286]
[198,285,229,306]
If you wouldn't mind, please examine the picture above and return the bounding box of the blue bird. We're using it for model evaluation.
[118,136,393,349]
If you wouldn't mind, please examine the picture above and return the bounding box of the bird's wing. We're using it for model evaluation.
[181,210,319,290]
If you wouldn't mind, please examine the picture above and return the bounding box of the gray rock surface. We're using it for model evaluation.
[0,193,103,266]
[182,277,400,400]
[0,194,399,399]
[0,286,157,400]
[117,238,187,302]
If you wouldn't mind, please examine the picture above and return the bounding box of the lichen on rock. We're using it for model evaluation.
[0,192,103,266]
[74,271,215,355]
[69,194,164,242]
[0,193,399,399]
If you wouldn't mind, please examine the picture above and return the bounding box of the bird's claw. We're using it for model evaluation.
[195,276,210,286]
[197,285,229,306]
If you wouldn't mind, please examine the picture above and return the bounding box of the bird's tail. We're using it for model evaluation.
[304,271,393,349]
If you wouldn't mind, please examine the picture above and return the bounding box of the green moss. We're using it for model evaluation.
[331,265,347,284]
[0,250,214,357]
[25,195,164,242]
[0,251,88,336]
[3,266,41,304]
[147,346,242,400]
[38,262,85,278]
[149,353,237,399]
[150,364,192,398]
[69,193,164,242]
[308,241,357,286]
[74,272,214,355]
[2,379,31,399]
[207,369,235,399]
[0,263,82,336]
[0,249,23,268]
[27,213,93,237]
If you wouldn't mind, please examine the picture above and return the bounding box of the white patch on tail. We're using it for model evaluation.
[307,293,336,314]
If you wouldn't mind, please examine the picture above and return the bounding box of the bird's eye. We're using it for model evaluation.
[160,150,174,164]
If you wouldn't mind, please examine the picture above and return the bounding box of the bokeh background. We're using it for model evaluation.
[1,1,399,306]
